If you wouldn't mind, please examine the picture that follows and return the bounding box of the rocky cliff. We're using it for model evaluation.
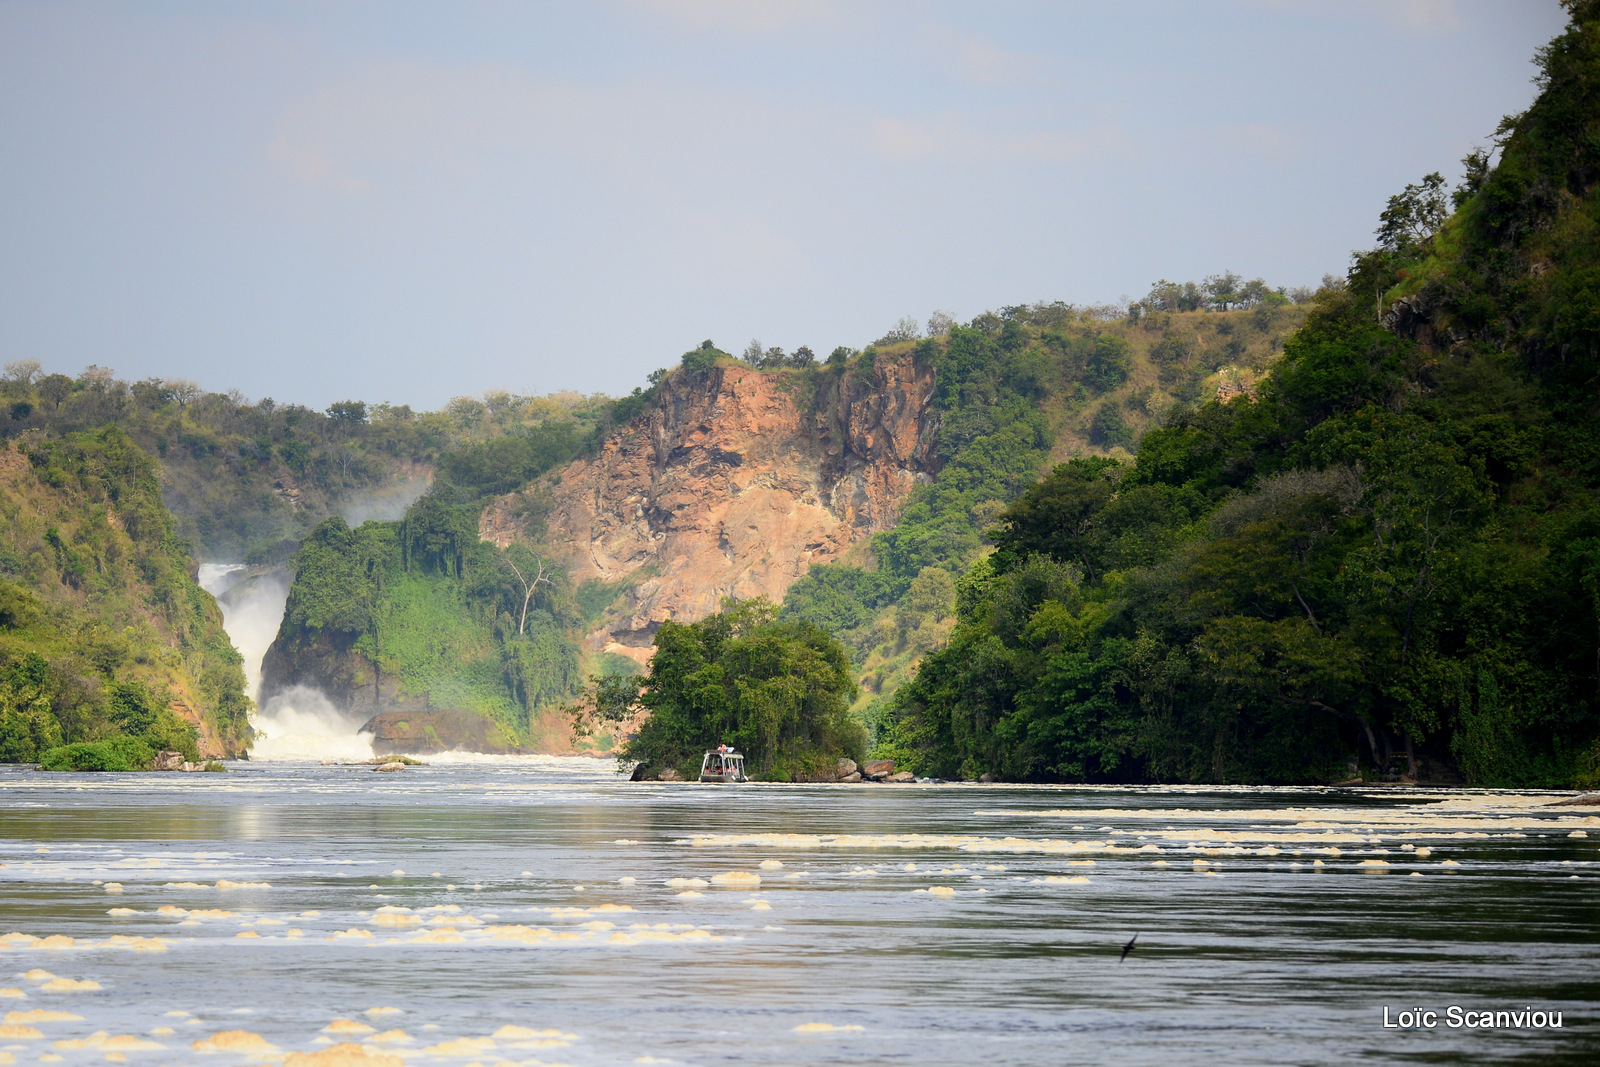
[481,354,940,663]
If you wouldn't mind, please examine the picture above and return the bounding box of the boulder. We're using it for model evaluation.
[835,758,858,778]
[862,759,895,778]
[150,750,186,771]
[886,771,915,783]
[657,768,682,782]
[1549,792,1600,806]
[839,771,862,783]
[373,762,405,772]
[978,772,996,783]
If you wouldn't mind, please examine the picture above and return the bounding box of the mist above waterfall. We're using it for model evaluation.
[339,473,431,526]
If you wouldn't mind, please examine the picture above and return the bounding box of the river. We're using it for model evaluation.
[2,764,1596,1065]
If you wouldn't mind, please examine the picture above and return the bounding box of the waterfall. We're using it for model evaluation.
[198,563,374,761]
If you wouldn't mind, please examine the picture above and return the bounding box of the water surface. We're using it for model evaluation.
[2,760,1597,1065]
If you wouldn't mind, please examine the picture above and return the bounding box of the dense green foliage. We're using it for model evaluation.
[38,736,156,772]
[877,3,1600,787]
[573,600,862,780]
[0,432,243,761]
[781,296,1304,712]
[273,479,584,742]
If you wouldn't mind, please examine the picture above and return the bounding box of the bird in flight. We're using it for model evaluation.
[1120,933,1138,962]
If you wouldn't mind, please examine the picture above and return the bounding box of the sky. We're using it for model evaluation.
[0,0,1570,411]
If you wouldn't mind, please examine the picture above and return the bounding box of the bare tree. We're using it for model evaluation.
[504,551,552,636]
[3,360,41,385]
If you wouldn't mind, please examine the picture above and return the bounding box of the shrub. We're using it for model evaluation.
[39,737,156,772]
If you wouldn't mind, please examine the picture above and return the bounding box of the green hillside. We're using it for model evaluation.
[872,2,1600,787]
[780,291,1310,716]
[0,432,249,763]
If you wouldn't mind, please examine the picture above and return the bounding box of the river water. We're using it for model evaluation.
[2,763,1597,1066]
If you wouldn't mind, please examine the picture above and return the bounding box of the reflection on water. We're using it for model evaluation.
[1,762,1597,1066]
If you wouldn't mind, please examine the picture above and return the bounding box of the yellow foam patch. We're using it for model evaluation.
[0,1025,44,1040]
[4,1011,83,1024]
[0,989,22,1000]
[370,910,419,928]
[758,859,784,870]
[924,886,956,897]
[709,872,761,887]
[365,1030,411,1045]
[39,979,99,993]
[421,1038,495,1057]
[215,880,271,890]
[283,1043,402,1067]
[22,971,52,983]
[191,1029,278,1054]
[323,1020,375,1036]
[793,1022,864,1033]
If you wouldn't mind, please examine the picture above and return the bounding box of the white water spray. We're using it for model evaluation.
[199,562,374,761]
[250,685,375,761]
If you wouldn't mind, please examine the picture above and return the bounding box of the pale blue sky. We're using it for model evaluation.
[0,0,1568,409]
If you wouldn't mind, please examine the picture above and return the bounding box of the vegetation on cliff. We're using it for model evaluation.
[0,365,612,561]
[570,599,862,781]
[780,286,1309,713]
[0,432,248,763]
[874,2,1600,787]
[266,468,585,746]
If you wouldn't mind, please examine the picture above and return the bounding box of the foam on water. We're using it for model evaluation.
[251,687,375,763]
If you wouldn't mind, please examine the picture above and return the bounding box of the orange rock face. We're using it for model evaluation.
[481,354,938,663]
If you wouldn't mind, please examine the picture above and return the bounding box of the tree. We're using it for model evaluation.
[1084,335,1131,392]
[1376,172,1449,253]
[681,341,721,376]
[502,546,552,636]
[571,599,863,780]
[1089,403,1134,449]
[326,400,368,425]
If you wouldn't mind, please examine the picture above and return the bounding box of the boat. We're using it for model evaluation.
[699,745,748,783]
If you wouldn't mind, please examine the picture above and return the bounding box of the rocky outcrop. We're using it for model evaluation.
[359,709,522,756]
[483,354,939,662]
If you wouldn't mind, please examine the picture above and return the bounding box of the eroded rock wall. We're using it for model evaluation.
[481,354,939,663]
